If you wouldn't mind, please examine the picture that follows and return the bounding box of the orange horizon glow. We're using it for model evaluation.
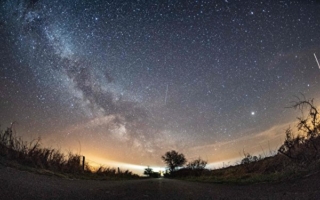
[36,120,299,175]
[15,100,320,176]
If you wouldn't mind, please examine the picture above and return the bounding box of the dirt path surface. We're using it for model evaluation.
[1,165,320,200]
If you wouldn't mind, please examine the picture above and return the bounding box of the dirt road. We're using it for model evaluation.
[1,165,320,199]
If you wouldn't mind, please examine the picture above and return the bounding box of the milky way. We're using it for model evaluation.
[1,0,320,169]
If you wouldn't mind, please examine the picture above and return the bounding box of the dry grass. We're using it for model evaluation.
[0,125,139,179]
[173,154,311,184]
[171,135,320,184]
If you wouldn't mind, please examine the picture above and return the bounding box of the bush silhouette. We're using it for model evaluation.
[241,152,259,165]
[143,166,153,177]
[186,157,207,170]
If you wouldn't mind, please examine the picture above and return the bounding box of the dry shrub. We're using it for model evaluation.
[0,125,137,178]
[278,97,320,166]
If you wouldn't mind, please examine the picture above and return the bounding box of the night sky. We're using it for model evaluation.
[1,0,320,172]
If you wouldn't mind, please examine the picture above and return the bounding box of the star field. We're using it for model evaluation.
[1,0,320,168]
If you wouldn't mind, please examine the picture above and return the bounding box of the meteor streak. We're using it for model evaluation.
[165,84,168,105]
[314,53,320,69]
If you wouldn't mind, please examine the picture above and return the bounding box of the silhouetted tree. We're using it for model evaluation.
[161,150,186,172]
[278,96,320,164]
[143,166,153,177]
[186,157,207,169]
[291,98,320,139]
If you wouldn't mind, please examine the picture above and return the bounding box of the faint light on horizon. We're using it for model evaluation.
[85,155,166,175]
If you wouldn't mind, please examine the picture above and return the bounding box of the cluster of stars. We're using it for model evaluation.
[0,0,320,166]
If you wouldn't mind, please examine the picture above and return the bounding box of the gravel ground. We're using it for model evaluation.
[1,165,320,200]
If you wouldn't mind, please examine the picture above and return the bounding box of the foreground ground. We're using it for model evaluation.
[1,165,320,199]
